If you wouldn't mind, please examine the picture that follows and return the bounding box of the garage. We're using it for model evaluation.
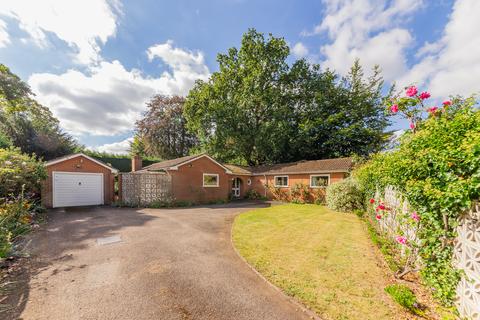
[42,153,118,208]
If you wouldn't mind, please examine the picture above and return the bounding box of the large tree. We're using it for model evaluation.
[184,29,390,165]
[134,95,197,159]
[0,64,78,159]
[185,29,293,165]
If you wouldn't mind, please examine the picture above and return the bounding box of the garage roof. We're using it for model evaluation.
[45,153,119,173]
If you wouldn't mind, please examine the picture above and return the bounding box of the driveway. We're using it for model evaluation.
[5,202,310,320]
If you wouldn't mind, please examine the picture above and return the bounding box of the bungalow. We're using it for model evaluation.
[133,154,352,203]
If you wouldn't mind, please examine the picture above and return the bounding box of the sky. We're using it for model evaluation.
[0,0,479,154]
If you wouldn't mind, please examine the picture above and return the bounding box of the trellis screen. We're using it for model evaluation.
[375,187,480,320]
[121,173,172,206]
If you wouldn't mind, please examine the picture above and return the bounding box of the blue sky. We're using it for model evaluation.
[0,0,478,154]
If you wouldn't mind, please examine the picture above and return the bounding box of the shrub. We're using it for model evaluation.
[267,185,290,202]
[311,188,326,205]
[245,189,263,200]
[354,93,479,304]
[0,192,34,258]
[385,284,423,316]
[290,183,310,204]
[0,147,46,199]
[325,177,364,212]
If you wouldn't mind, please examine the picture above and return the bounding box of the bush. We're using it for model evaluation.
[0,192,35,258]
[325,177,364,212]
[385,284,423,316]
[290,183,310,204]
[0,147,46,199]
[245,189,263,200]
[354,94,479,304]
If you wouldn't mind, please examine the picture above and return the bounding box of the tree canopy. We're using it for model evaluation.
[133,95,198,159]
[184,29,390,165]
[0,64,78,160]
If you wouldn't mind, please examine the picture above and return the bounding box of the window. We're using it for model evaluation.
[247,178,252,185]
[274,176,289,187]
[310,175,330,188]
[203,173,219,187]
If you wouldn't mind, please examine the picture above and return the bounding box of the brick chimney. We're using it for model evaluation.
[132,155,142,172]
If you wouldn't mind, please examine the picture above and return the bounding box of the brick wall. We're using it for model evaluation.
[42,155,114,208]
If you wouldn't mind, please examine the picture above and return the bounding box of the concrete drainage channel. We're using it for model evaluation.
[96,235,122,245]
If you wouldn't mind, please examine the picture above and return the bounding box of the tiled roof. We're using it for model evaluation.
[223,164,252,175]
[140,154,203,171]
[142,154,353,175]
[247,157,353,175]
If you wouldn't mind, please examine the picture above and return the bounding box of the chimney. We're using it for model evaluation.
[132,155,142,172]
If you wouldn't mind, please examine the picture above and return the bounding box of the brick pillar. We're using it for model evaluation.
[132,155,142,172]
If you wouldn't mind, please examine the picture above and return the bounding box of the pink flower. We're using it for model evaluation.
[419,91,430,100]
[406,86,418,97]
[395,236,407,245]
[411,211,420,221]
[377,204,386,211]
[443,100,452,106]
[409,122,415,130]
[390,104,399,113]
[369,198,375,204]
[427,106,438,113]
[375,214,382,220]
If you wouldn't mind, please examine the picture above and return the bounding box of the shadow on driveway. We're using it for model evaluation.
[2,206,157,320]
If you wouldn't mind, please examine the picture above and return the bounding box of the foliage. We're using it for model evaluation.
[267,185,290,202]
[185,29,390,166]
[385,284,423,316]
[354,87,480,305]
[135,95,198,159]
[0,64,78,160]
[244,189,264,200]
[290,183,310,204]
[81,149,159,172]
[311,188,326,205]
[325,177,364,212]
[0,194,30,257]
[0,147,47,199]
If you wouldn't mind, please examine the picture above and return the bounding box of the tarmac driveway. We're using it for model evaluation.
[8,202,310,320]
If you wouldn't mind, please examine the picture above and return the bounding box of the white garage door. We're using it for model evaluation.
[53,172,104,208]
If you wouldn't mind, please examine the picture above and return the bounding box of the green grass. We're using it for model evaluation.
[232,204,400,320]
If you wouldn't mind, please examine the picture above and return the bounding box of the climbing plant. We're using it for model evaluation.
[354,86,480,305]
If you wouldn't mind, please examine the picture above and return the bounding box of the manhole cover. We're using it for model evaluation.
[96,235,122,245]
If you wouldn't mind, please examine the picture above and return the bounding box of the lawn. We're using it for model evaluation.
[232,204,401,320]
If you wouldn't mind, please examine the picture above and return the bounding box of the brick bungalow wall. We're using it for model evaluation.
[169,156,230,203]
[42,155,115,208]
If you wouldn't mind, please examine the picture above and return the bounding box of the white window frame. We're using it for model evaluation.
[203,173,219,187]
[274,175,289,188]
[310,174,330,188]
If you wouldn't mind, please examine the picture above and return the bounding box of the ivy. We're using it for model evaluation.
[354,88,479,305]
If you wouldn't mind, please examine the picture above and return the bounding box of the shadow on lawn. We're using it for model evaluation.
[0,206,157,320]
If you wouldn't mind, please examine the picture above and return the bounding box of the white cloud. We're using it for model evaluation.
[0,20,10,47]
[399,0,480,97]
[92,137,132,154]
[292,42,309,58]
[311,0,422,80]
[28,41,210,136]
[0,0,120,64]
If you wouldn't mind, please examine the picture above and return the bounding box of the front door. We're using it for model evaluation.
[232,178,241,198]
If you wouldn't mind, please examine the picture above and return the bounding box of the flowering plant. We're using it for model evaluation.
[385,85,453,132]
[356,93,479,305]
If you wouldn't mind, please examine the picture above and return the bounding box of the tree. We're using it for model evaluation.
[0,64,78,160]
[184,29,390,165]
[185,29,292,165]
[293,60,390,160]
[134,95,197,159]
